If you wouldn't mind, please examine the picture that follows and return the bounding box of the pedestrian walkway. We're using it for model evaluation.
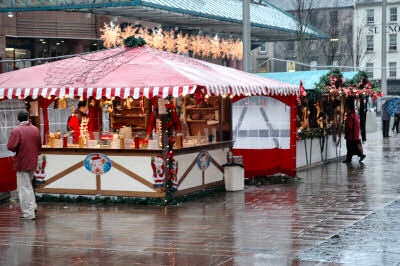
[0,128,399,265]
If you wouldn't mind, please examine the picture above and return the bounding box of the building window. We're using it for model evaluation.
[259,43,266,53]
[366,63,373,79]
[390,7,397,22]
[330,10,338,25]
[389,34,397,50]
[389,62,396,78]
[366,35,374,51]
[367,9,374,24]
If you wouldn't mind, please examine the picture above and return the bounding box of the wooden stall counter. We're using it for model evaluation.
[37,141,232,199]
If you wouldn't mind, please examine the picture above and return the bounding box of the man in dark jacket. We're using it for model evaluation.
[382,101,391,137]
[343,106,366,163]
[7,111,42,220]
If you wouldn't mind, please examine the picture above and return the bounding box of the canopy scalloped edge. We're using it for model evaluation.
[0,84,299,100]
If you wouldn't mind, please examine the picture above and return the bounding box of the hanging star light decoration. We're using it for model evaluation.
[201,35,212,58]
[164,30,176,53]
[138,27,153,46]
[190,35,203,57]
[120,25,137,40]
[152,29,165,50]
[99,23,122,48]
[176,32,190,55]
[211,35,222,59]
[232,39,243,60]
[99,24,244,60]
[220,39,232,59]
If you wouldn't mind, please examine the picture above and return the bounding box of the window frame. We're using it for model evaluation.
[389,62,397,78]
[367,9,374,24]
[390,7,397,22]
[366,63,373,79]
[366,35,374,52]
[389,34,397,51]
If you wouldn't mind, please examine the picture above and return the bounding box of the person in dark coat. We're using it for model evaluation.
[382,101,391,137]
[343,106,366,163]
[7,111,42,220]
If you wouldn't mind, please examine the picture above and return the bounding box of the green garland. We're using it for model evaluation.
[36,185,225,206]
[165,95,176,204]
[297,126,339,140]
[123,36,146,48]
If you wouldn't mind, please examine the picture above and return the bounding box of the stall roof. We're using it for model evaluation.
[257,70,358,91]
[0,0,326,41]
[0,46,299,100]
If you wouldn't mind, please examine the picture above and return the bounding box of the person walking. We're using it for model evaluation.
[343,105,366,163]
[382,101,391,137]
[392,109,400,134]
[7,111,42,220]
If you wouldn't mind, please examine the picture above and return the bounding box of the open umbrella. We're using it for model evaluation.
[384,97,400,116]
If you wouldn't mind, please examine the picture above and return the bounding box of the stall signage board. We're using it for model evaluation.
[197,150,211,171]
[84,153,112,175]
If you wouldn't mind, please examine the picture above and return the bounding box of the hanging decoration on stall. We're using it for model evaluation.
[297,69,384,141]
[84,153,112,175]
[197,151,211,171]
[34,154,47,184]
[100,24,244,60]
[151,155,165,188]
[164,95,181,199]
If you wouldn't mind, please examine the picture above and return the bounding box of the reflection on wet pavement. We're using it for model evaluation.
[295,199,400,265]
[0,129,399,265]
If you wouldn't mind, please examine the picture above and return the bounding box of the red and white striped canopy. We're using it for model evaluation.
[0,46,299,100]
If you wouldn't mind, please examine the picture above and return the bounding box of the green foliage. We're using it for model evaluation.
[36,186,225,206]
[297,126,339,140]
[123,36,146,48]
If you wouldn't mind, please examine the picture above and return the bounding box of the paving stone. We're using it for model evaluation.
[1,130,400,264]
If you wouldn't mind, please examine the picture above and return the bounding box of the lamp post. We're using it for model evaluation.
[382,0,387,95]
[242,0,251,72]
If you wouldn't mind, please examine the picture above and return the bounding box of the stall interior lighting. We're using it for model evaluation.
[8,12,13,18]
[5,48,14,51]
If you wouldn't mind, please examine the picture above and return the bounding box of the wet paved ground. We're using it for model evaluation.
[1,127,400,265]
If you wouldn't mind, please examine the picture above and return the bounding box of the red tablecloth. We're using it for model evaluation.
[0,157,16,192]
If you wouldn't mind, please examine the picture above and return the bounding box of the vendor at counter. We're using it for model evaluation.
[67,101,89,144]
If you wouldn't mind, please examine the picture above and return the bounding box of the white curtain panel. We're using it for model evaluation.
[232,96,290,150]
[0,100,26,158]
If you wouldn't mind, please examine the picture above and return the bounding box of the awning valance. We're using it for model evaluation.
[0,47,299,100]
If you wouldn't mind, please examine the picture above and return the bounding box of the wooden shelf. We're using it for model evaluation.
[186,107,218,111]
[113,115,146,118]
[187,120,207,123]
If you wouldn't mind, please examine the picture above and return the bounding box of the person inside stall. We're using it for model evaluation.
[67,101,89,144]
[146,97,181,139]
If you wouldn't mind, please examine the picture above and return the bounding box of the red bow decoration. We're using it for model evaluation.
[194,89,204,105]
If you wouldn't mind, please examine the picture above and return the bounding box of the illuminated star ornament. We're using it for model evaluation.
[99,24,244,60]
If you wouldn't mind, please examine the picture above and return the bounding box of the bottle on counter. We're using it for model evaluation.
[79,135,85,148]
[120,135,125,149]
[134,135,140,149]
[49,133,56,148]
[63,134,68,148]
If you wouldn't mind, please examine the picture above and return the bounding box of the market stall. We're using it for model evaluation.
[259,69,382,168]
[0,42,299,201]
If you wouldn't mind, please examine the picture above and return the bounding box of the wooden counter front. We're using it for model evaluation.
[37,141,232,199]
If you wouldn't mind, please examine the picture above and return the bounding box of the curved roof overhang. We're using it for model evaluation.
[0,0,328,42]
